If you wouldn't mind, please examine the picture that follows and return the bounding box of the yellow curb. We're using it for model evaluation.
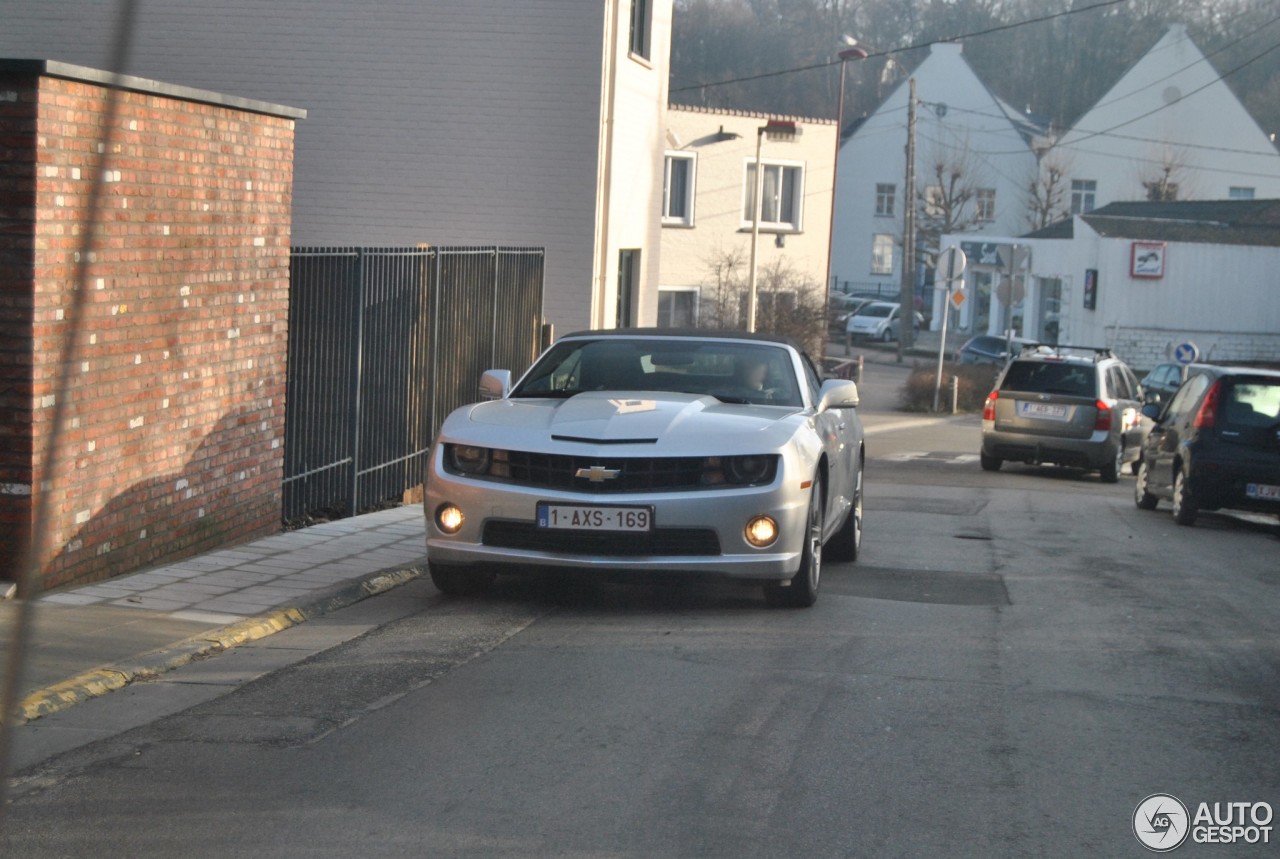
[14,566,421,725]
[19,669,131,722]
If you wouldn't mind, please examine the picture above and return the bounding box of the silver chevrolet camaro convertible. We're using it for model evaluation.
[424,329,865,607]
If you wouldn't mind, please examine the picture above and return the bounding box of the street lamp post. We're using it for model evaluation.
[747,125,766,333]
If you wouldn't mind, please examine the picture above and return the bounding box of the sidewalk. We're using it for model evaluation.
[0,505,427,723]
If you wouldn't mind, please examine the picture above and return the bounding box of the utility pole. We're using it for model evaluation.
[897,78,916,363]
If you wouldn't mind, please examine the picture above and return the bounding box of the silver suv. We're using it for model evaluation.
[980,346,1145,483]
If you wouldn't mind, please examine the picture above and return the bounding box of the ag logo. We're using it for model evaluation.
[1134,794,1190,852]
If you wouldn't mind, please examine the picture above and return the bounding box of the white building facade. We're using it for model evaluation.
[658,105,836,326]
[830,41,1042,325]
[941,200,1280,370]
[1054,25,1280,214]
[0,0,674,333]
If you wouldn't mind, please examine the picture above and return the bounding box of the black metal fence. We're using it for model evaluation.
[283,246,544,524]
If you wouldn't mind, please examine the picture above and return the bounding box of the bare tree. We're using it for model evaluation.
[914,140,988,266]
[1025,153,1072,231]
[1137,147,1198,202]
[695,248,827,357]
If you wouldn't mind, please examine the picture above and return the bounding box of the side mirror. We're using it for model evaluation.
[478,369,512,400]
[818,379,860,411]
[1140,402,1162,421]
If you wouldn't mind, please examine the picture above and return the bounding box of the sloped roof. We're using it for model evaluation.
[1022,199,1280,246]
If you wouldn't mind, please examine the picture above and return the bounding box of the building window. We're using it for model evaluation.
[976,188,996,222]
[871,234,894,275]
[1229,186,1255,200]
[629,0,650,59]
[662,153,695,226]
[1071,179,1096,214]
[923,184,945,219]
[743,161,804,231]
[875,183,896,217]
[658,287,699,327]
[617,250,639,328]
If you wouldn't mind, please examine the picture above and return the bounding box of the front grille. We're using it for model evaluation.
[505,452,709,493]
[482,521,721,556]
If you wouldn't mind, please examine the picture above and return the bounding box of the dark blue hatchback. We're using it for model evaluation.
[1135,366,1280,526]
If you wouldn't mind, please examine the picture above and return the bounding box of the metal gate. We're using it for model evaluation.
[283,246,544,524]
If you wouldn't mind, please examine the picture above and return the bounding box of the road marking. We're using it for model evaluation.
[862,416,966,436]
[879,452,980,464]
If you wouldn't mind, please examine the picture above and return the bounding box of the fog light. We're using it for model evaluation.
[436,504,464,534]
[744,516,778,548]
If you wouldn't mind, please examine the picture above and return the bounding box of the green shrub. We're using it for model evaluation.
[899,361,999,413]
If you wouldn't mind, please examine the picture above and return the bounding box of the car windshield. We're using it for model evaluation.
[858,304,894,318]
[511,338,804,407]
[1000,361,1096,397]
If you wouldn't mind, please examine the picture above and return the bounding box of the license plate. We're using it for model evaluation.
[537,503,652,532]
[1017,401,1068,420]
[1246,483,1280,500]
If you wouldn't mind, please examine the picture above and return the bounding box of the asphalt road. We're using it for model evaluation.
[5,362,1278,857]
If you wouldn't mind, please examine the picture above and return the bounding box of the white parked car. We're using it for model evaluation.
[845,301,921,342]
[425,329,866,607]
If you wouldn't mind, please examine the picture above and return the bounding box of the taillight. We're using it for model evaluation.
[983,391,998,421]
[1094,399,1112,431]
[1192,380,1221,429]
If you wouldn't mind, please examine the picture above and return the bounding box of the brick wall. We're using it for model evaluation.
[0,62,302,590]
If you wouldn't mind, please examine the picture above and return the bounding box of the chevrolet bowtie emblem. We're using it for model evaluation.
[575,465,621,482]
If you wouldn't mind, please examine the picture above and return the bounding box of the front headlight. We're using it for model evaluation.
[446,444,491,475]
[701,455,778,486]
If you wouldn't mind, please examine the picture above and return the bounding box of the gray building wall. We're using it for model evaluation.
[0,0,608,329]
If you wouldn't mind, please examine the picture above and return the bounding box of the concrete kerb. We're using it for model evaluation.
[17,564,423,724]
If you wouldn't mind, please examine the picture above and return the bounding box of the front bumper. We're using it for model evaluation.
[425,456,810,581]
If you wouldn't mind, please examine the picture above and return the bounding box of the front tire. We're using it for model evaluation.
[980,451,1002,472]
[1134,459,1158,510]
[429,563,495,596]
[827,459,863,563]
[765,477,823,608]
[881,328,893,343]
[1172,469,1198,526]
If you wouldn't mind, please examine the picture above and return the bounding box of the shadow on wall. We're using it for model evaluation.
[37,406,282,593]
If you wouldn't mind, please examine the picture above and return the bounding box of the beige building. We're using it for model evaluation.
[658,105,837,326]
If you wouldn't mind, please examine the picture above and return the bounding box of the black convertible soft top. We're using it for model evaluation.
[560,327,808,355]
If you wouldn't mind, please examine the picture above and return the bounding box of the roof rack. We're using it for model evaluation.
[1017,343,1115,361]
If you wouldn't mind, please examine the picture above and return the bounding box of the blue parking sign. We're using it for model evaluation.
[1173,342,1199,364]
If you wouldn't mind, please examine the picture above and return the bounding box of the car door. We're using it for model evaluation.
[1146,374,1211,494]
[1107,365,1144,454]
[804,354,854,533]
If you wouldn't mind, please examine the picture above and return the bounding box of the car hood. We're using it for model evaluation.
[440,392,806,455]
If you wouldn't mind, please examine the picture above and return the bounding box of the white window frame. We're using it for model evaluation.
[875,183,896,217]
[662,152,696,226]
[1229,186,1255,200]
[658,286,700,327]
[741,158,806,232]
[975,187,996,222]
[871,234,894,275]
[1071,179,1096,214]
[628,0,651,61]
